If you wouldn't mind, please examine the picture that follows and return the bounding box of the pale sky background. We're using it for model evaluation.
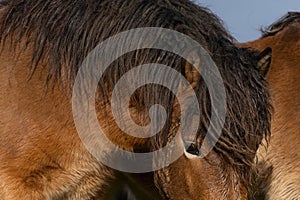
[196,0,300,42]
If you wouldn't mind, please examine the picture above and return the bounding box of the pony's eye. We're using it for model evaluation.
[184,141,200,156]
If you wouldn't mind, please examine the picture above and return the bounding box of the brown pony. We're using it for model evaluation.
[241,12,300,199]
[0,0,271,199]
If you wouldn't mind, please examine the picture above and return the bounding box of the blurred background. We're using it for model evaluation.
[196,0,300,42]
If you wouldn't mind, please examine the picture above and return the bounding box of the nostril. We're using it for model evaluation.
[184,141,200,156]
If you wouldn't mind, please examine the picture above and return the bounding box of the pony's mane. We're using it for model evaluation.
[0,0,7,6]
[0,0,233,85]
[0,0,271,183]
[262,12,300,37]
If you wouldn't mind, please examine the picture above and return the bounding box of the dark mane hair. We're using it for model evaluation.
[0,0,8,7]
[0,0,271,184]
[262,12,300,37]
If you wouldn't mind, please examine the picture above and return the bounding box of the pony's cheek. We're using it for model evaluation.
[154,153,228,200]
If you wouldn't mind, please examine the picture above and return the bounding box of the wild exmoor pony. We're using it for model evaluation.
[0,0,271,199]
[242,12,300,200]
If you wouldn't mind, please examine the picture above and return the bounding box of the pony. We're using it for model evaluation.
[0,0,271,199]
[241,12,300,199]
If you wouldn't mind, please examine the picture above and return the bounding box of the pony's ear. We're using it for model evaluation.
[257,47,272,77]
[175,52,200,110]
[184,51,200,89]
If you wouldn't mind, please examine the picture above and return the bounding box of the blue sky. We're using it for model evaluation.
[196,0,300,42]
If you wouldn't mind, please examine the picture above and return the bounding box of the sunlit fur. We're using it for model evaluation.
[0,0,271,199]
[242,12,300,200]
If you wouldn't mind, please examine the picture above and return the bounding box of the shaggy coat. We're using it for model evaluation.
[241,12,300,200]
[0,0,271,199]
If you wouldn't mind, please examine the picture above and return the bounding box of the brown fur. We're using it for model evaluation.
[241,12,300,199]
[0,0,271,199]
